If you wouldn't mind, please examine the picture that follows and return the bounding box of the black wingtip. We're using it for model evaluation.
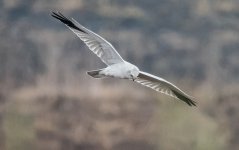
[172,90,197,107]
[188,99,197,107]
[51,11,86,33]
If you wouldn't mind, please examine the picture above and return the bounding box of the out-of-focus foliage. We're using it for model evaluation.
[0,0,238,150]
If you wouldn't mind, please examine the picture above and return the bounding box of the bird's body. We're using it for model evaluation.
[98,62,139,79]
[51,12,197,106]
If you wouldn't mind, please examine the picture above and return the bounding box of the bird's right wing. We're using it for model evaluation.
[51,12,125,66]
[135,71,196,106]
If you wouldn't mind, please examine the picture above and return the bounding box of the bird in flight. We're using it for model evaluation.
[51,12,196,106]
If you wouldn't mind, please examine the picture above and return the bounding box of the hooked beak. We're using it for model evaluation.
[130,74,135,81]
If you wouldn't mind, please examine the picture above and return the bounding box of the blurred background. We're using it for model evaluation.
[0,0,239,150]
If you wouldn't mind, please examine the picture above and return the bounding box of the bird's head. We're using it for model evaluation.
[124,62,139,80]
[129,66,139,80]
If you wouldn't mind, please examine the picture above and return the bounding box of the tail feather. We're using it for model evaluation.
[87,69,105,78]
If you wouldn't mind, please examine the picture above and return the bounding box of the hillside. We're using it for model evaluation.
[0,0,239,150]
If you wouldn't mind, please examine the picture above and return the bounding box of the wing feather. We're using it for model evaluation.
[51,11,124,66]
[136,71,196,106]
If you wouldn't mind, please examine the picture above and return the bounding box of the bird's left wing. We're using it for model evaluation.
[135,71,196,106]
[51,12,125,66]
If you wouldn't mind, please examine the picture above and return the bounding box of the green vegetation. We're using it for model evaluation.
[4,103,35,150]
[153,97,229,150]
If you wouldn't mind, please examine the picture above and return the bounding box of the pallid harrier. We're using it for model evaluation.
[51,12,196,106]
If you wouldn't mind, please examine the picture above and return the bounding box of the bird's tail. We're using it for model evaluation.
[87,69,105,78]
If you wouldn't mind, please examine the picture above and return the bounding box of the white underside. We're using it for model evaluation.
[100,62,138,79]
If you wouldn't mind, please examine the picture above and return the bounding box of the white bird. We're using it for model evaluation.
[51,12,196,106]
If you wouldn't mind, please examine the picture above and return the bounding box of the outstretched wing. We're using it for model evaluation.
[51,11,124,66]
[135,71,196,106]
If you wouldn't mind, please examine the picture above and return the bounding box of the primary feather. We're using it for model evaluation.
[136,71,196,106]
[51,12,124,66]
